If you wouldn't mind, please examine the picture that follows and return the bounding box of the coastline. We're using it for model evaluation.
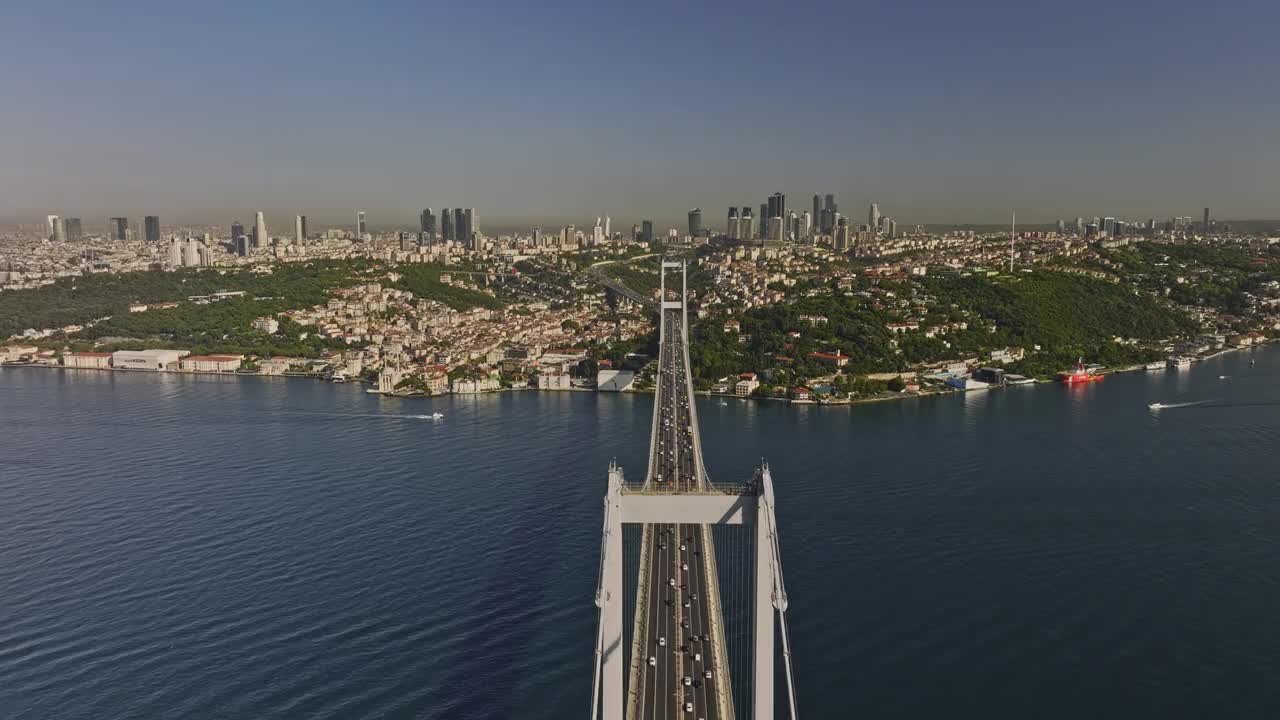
[8,340,1271,408]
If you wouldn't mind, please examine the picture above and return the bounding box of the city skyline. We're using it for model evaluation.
[4,0,1279,224]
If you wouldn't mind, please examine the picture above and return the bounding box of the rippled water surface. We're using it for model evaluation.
[1,347,1278,719]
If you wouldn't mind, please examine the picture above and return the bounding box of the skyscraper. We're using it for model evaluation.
[110,217,128,241]
[64,217,82,240]
[464,208,478,249]
[49,216,67,243]
[833,217,850,251]
[641,220,654,243]
[144,216,160,243]
[604,216,611,238]
[1203,207,1211,233]
[812,195,821,230]
[868,204,880,235]
[454,208,467,245]
[295,215,307,244]
[758,204,767,238]
[441,208,454,242]
[688,208,703,237]
[767,193,780,221]
[727,207,739,239]
[47,215,59,238]
[419,208,435,235]
[740,207,754,241]
[356,211,367,238]
[231,221,244,244]
[254,212,267,250]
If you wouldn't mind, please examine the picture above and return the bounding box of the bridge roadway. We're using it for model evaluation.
[630,308,724,720]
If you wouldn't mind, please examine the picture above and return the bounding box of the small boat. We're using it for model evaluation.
[1144,361,1166,371]
[1148,402,1164,410]
[717,401,728,406]
[430,412,444,420]
[1219,375,1228,380]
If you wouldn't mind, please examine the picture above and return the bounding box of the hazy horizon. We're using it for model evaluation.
[5,0,1279,226]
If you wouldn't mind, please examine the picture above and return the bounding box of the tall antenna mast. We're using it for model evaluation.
[1009,211,1016,273]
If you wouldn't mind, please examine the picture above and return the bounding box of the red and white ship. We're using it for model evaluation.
[1058,358,1104,384]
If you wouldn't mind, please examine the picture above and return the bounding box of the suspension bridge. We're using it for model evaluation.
[592,260,799,719]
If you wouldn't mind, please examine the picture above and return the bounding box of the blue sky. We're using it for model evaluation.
[3,0,1279,228]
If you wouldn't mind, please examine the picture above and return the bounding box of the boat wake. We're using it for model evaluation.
[283,411,443,420]
[1148,401,1207,411]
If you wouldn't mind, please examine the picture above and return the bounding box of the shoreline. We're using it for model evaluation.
[7,341,1271,409]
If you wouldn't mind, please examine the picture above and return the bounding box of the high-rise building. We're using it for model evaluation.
[453,208,467,246]
[1075,217,1084,235]
[441,208,453,242]
[234,235,250,257]
[766,192,786,223]
[1203,207,1211,233]
[603,216,611,239]
[231,221,244,244]
[641,220,654,243]
[888,219,897,239]
[868,204,880,235]
[295,215,307,244]
[812,195,821,229]
[688,208,703,237]
[47,215,59,238]
[356,211,367,238]
[833,217,850,251]
[63,217,82,240]
[419,208,436,238]
[465,208,479,249]
[110,217,129,241]
[740,208,754,241]
[1102,217,1116,236]
[49,216,67,243]
[801,210,812,240]
[727,207,739,239]
[144,216,160,243]
[254,212,267,250]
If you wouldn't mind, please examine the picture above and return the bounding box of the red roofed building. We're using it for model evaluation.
[808,351,848,368]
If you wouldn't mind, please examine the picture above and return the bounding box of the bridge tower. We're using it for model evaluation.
[590,260,799,720]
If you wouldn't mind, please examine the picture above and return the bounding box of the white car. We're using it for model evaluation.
[682,563,688,571]
[669,578,676,587]
[680,544,686,551]
[704,670,712,679]
[684,702,693,713]
[683,676,692,686]
[659,637,666,647]
[649,656,657,667]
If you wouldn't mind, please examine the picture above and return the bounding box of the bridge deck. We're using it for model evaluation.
[628,306,731,720]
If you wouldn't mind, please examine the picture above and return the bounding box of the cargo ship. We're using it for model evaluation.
[1058,358,1104,384]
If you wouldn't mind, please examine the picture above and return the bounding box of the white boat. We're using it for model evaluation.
[430,412,444,420]
[717,401,728,406]
[1144,361,1166,371]
[1148,402,1164,410]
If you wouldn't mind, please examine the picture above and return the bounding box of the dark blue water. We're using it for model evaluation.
[1,347,1278,719]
